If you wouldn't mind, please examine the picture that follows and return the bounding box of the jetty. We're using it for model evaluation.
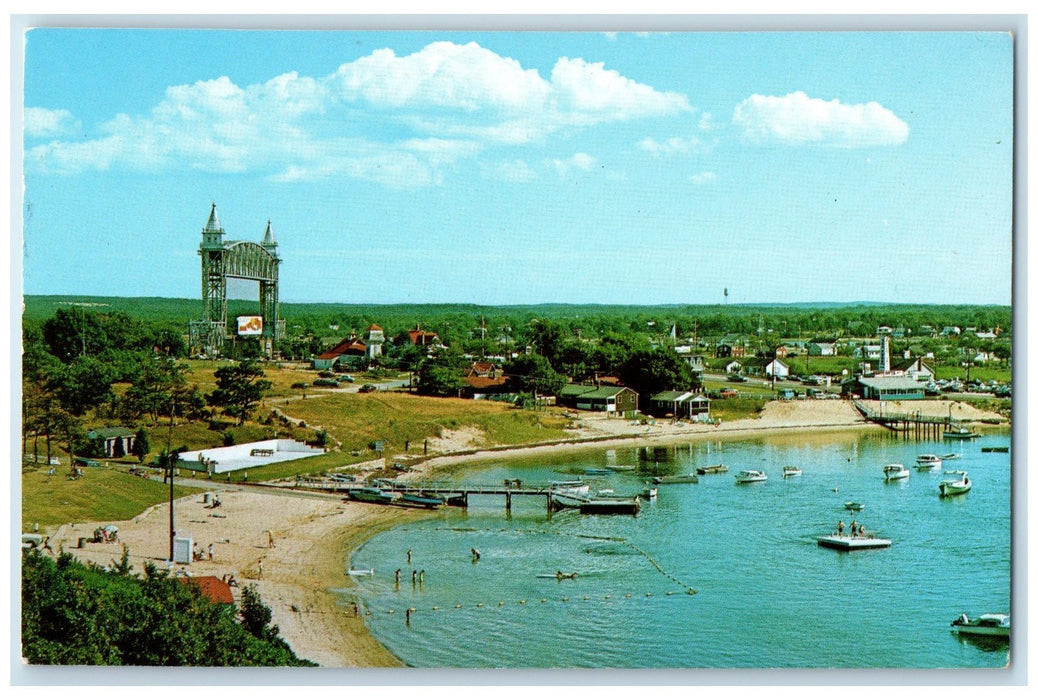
[817,534,892,551]
[297,478,640,515]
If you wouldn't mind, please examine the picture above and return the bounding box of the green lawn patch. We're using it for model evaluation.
[22,466,201,531]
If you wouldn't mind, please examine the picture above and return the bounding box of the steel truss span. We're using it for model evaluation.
[188,204,283,358]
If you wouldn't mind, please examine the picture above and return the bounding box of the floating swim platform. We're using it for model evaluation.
[817,535,891,551]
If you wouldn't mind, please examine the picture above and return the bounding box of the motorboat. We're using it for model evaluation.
[944,427,979,440]
[640,486,658,500]
[883,463,910,481]
[939,470,972,497]
[941,453,962,460]
[734,470,768,483]
[782,466,802,478]
[844,501,865,511]
[915,454,943,470]
[696,464,728,475]
[950,613,1009,638]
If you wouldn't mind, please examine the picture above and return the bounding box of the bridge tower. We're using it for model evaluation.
[188,204,284,358]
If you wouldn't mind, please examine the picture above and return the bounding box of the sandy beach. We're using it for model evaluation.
[45,398,1005,667]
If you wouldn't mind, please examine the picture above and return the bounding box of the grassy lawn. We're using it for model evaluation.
[281,392,573,455]
[706,396,769,422]
[22,465,201,531]
[933,364,1011,383]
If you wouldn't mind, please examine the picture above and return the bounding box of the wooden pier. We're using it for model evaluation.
[852,400,960,440]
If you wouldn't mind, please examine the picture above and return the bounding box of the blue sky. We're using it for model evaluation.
[20,29,1014,306]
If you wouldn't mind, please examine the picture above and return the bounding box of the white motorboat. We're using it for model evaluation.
[939,470,972,497]
[550,481,591,508]
[950,613,1009,638]
[782,466,802,478]
[915,454,943,470]
[883,463,910,481]
[844,501,865,511]
[734,470,768,483]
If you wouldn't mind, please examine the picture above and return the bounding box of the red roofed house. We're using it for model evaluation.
[408,325,441,346]
[313,336,368,370]
[180,575,235,607]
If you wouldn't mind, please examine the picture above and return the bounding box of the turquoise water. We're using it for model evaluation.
[346,430,1012,668]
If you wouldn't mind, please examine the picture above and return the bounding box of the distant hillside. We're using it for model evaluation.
[22,294,1011,323]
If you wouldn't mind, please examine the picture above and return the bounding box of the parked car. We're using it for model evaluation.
[358,384,378,393]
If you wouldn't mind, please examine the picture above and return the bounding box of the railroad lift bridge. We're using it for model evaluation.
[188,204,285,358]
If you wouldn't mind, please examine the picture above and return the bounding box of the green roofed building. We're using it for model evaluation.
[558,384,638,414]
[851,376,926,400]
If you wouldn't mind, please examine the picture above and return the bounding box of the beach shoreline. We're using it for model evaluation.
[43,398,1006,668]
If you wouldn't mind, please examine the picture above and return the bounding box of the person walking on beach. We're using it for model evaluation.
[268,531,275,548]
[208,543,213,561]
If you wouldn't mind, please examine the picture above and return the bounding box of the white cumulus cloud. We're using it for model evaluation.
[690,171,716,185]
[732,91,909,147]
[550,152,597,176]
[638,136,700,156]
[24,107,80,138]
[25,41,690,188]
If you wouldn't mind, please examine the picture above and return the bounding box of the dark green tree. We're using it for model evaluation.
[206,361,272,425]
[131,428,150,463]
[505,353,566,396]
[619,347,694,398]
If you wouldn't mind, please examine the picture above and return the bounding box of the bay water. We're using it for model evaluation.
[345,429,1012,668]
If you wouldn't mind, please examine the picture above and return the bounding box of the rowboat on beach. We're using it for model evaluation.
[348,487,397,504]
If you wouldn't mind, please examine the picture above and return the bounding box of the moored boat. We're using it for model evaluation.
[349,487,397,504]
[844,501,865,511]
[400,492,444,508]
[944,427,979,440]
[734,470,767,483]
[652,473,698,484]
[915,454,942,470]
[939,470,972,497]
[941,453,962,460]
[981,446,1009,453]
[640,486,658,500]
[579,496,641,515]
[782,466,802,478]
[950,613,1009,638]
[883,463,910,481]
[696,463,728,475]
